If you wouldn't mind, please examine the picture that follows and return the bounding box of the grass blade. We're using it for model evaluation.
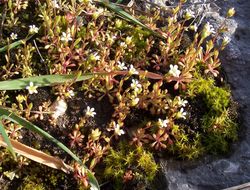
[0,40,26,52]
[0,71,162,91]
[0,107,100,190]
[0,120,16,159]
[0,135,72,173]
[0,35,34,53]
[0,74,94,91]
[115,0,123,3]
[97,0,165,39]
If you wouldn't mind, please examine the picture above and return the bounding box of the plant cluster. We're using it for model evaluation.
[0,0,237,189]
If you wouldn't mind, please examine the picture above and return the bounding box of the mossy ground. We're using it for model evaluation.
[0,0,239,189]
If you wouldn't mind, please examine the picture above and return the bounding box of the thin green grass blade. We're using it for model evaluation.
[0,40,26,52]
[0,35,34,53]
[0,74,94,91]
[115,0,123,3]
[97,0,165,39]
[0,120,16,159]
[0,107,99,190]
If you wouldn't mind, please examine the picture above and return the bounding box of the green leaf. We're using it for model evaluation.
[0,74,95,91]
[0,120,16,160]
[0,107,100,190]
[0,40,26,53]
[0,35,34,53]
[97,0,165,39]
[115,0,123,3]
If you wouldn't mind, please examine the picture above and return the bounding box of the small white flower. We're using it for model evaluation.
[158,118,169,128]
[184,9,195,20]
[52,99,67,119]
[177,97,188,107]
[120,42,127,48]
[89,52,100,61]
[131,97,139,106]
[202,22,215,38]
[190,23,198,32]
[177,108,187,119]
[10,33,17,40]
[114,123,125,136]
[93,52,100,60]
[117,61,127,70]
[205,22,215,34]
[26,82,38,94]
[129,65,139,75]
[68,90,75,98]
[222,36,231,45]
[61,32,72,42]
[86,106,96,118]
[52,0,60,8]
[130,79,142,92]
[93,8,104,19]
[169,64,181,77]
[125,36,133,44]
[29,25,39,34]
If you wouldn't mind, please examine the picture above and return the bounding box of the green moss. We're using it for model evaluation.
[171,129,204,159]
[185,72,238,155]
[187,73,230,113]
[18,177,45,190]
[202,109,238,154]
[104,143,158,188]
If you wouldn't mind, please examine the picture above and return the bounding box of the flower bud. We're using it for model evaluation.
[227,8,235,17]
[125,36,132,45]
[115,19,122,28]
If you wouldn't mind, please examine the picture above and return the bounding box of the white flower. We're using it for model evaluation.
[184,9,195,20]
[158,118,169,128]
[92,8,104,19]
[29,25,39,34]
[26,82,38,94]
[129,65,139,75]
[61,32,72,42]
[130,79,142,93]
[90,187,96,190]
[114,123,125,136]
[52,99,67,119]
[89,52,100,61]
[120,42,127,48]
[117,61,127,70]
[222,36,231,45]
[67,90,75,98]
[177,97,188,107]
[205,22,215,33]
[202,22,215,38]
[52,0,60,8]
[10,33,17,40]
[125,36,133,44]
[190,23,198,32]
[131,97,139,106]
[93,52,100,60]
[86,106,96,118]
[169,64,181,77]
[177,108,187,119]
